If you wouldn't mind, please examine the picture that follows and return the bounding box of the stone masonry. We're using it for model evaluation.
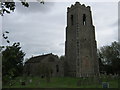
[65,2,99,77]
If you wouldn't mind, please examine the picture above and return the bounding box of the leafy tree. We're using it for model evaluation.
[0,0,44,16]
[59,55,65,61]
[97,54,104,74]
[2,42,25,76]
[98,41,120,75]
[1,31,25,85]
[2,43,25,84]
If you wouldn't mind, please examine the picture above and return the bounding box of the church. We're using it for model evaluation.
[24,2,99,77]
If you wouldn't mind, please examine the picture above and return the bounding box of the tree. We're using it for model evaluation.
[1,0,44,85]
[59,55,65,61]
[98,41,120,75]
[1,32,25,85]
[2,42,25,84]
[0,0,44,16]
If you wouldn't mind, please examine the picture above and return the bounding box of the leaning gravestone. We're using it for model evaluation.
[29,79,32,83]
[102,82,109,88]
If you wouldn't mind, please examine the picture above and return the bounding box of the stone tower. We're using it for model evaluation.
[65,2,99,77]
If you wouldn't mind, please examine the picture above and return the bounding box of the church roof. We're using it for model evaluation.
[25,53,58,64]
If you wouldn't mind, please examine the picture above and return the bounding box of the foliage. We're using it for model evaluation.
[98,41,120,75]
[2,42,25,84]
[0,0,44,16]
[59,55,65,61]
[1,31,25,85]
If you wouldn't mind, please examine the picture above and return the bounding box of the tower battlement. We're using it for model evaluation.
[67,2,91,12]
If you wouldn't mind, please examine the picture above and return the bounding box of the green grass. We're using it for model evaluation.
[3,76,119,88]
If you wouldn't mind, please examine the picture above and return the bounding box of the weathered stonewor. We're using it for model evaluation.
[24,53,64,77]
[65,2,99,77]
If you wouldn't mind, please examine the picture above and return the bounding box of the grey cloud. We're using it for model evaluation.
[96,27,118,48]
[118,1,120,42]
[15,2,55,14]
[22,41,64,58]
[118,33,120,42]
[110,20,118,27]
[118,18,120,42]
[3,2,118,58]
[3,11,65,58]
[59,43,65,46]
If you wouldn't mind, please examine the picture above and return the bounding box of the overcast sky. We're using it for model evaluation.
[1,0,119,59]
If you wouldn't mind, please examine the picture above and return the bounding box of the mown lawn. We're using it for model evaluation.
[3,76,119,88]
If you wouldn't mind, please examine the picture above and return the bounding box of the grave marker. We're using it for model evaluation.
[102,82,109,88]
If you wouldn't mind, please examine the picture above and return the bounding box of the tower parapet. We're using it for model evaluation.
[67,2,91,12]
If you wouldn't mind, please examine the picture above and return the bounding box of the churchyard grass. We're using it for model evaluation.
[3,76,119,88]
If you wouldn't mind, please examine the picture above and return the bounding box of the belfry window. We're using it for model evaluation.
[56,65,59,72]
[71,15,74,25]
[83,14,86,25]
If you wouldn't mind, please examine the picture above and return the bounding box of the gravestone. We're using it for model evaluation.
[98,77,102,84]
[29,79,32,83]
[20,79,26,86]
[21,81,26,86]
[102,82,109,88]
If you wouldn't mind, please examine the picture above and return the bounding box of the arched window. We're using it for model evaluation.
[56,65,59,72]
[83,14,86,25]
[71,15,74,25]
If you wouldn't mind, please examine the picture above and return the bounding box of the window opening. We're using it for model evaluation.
[83,14,86,25]
[56,65,59,72]
[71,15,74,25]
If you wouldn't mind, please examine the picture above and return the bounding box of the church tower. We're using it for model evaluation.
[65,2,99,77]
